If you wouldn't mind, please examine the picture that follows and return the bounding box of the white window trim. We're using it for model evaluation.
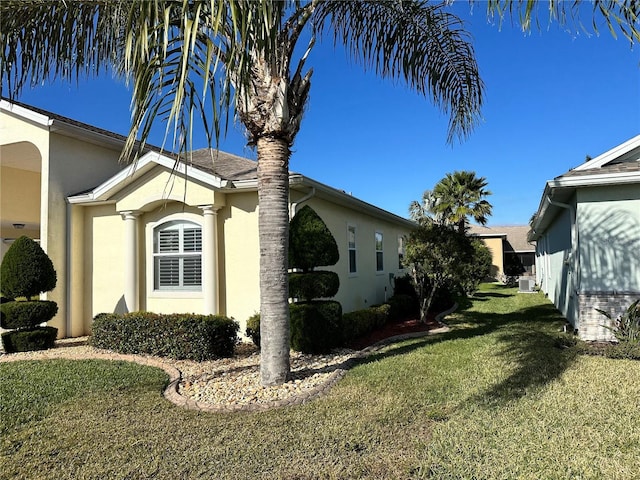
[146,213,204,299]
[347,223,358,277]
[375,230,384,274]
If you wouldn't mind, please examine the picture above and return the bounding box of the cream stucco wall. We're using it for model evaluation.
[479,237,504,279]
[219,191,261,329]
[0,166,41,235]
[114,167,223,212]
[45,133,125,336]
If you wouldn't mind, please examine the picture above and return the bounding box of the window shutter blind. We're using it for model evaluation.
[158,230,179,253]
[157,257,180,287]
[183,257,202,286]
[183,228,202,252]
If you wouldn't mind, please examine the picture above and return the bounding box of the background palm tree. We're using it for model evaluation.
[2,1,638,385]
[431,170,493,233]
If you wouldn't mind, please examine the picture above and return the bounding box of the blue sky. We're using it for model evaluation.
[9,3,640,225]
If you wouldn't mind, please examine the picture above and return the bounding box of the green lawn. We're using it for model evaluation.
[2,284,639,479]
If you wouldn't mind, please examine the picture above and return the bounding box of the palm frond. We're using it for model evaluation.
[481,0,640,44]
[1,0,126,96]
[314,0,483,144]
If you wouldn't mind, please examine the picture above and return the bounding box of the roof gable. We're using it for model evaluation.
[572,134,640,171]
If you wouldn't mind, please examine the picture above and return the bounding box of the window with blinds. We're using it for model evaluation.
[375,231,384,272]
[153,221,202,290]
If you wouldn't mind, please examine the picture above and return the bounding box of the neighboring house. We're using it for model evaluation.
[468,225,535,280]
[1,100,413,339]
[529,135,640,341]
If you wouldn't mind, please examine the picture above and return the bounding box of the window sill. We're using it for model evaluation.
[148,291,203,299]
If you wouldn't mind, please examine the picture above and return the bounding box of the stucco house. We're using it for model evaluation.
[528,134,640,341]
[1,99,413,339]
[467,225,535,280]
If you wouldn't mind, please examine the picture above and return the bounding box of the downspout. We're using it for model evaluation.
[65,202,72,338]
[290,187,316,219]
[546,195,581,330]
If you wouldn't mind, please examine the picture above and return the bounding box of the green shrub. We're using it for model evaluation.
[246,312,261,348]
[387,294,418,321]
[603,342,640,360]
[289,271,339,301]
[0,236,57,299]
[290,301,342,354]
[289,205,339,271]
[0,300,58,329]
[1,326,58,353]
[90,312,239,360]
[342,304,391,343]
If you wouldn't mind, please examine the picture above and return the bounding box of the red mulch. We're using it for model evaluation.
[347,312,442,350]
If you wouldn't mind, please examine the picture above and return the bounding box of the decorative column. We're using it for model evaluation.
[200,205,219,314]
[120,211,140,312]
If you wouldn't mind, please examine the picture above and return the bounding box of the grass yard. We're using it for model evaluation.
[2,284,640,479]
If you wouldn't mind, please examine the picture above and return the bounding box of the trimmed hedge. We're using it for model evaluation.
[0,300,58,329]
[290,301,342,354]
[342,304,391,343]
[90,312,239,361]
[289,271,340,301]
[1,326,58,353]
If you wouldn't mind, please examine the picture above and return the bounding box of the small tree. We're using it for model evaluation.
[404,224,473,323]
[0,236,58,352]
[460,238,493,296]
[288,206,341,353]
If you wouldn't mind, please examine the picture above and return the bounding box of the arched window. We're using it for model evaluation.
[153,220,202,290]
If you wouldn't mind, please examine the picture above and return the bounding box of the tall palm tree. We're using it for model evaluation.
[431,170,492,233]
[0,0,484,386]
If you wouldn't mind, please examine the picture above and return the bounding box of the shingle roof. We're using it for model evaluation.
[468,225,535,252]
[186,148,258,181]
[558,161,640,178]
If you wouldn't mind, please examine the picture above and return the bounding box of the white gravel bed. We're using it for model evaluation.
[176,344,356,406]
[0,339,359,408]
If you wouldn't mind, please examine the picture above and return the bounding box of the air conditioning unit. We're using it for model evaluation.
[518,278,536,293]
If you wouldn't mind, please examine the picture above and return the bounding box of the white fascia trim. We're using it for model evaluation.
[549,170,640,188]
[0,99,53,127]
[573,134,640,170]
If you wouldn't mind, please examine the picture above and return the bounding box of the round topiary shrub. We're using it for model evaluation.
[289,205,339,272]
[289,271,339,301]
[1,236,58,353]
[1,326,58,353]
[0,300,58,329]
[1,236,56,299]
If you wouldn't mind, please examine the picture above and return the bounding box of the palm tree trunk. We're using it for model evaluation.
[257,136,291,386]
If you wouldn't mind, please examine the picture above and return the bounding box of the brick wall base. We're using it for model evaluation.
[578,292,640,342]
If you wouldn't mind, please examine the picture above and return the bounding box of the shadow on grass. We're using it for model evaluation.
[353,292,577,407]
